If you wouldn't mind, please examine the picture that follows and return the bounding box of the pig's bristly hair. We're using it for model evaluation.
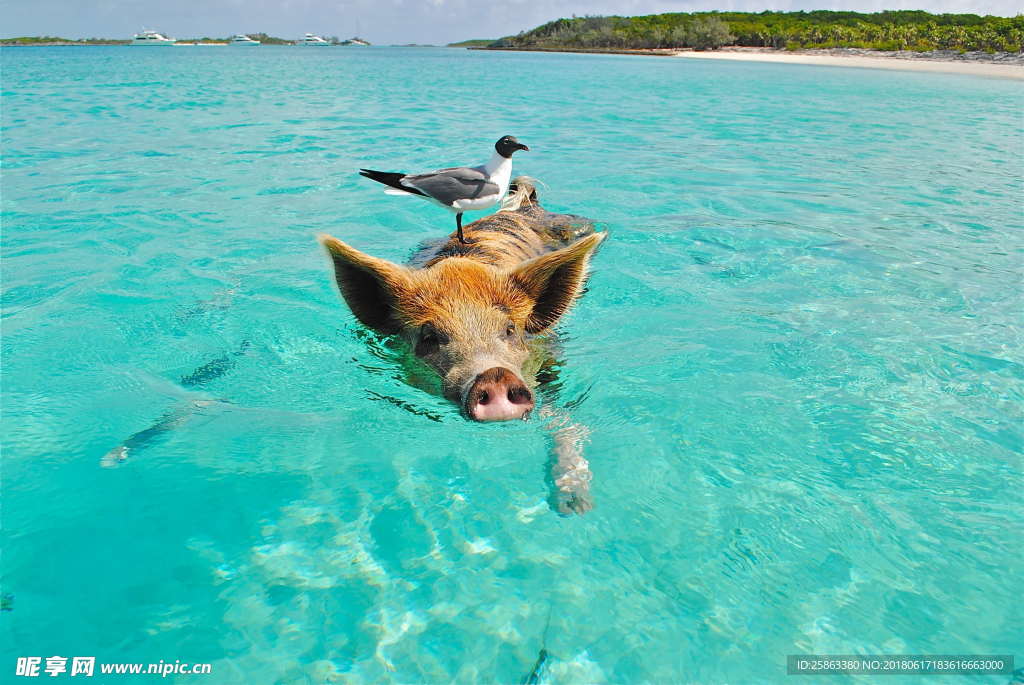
[402,259,535,328]
[507,231,606,333]
[500,176,541,212]
[319,176,607,336]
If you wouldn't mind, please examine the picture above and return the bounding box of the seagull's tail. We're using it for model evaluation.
[501,176,540,212]
[359,169,425,197]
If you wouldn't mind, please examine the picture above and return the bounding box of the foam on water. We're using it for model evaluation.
[2,46,1021,683]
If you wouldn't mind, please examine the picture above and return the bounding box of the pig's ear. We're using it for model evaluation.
[510,232,607,334]
[318,234,410,334]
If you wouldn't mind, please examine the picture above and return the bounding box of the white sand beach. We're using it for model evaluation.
[675,48,1024,80]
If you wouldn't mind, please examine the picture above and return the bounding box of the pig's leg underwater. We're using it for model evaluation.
[542,407,594,515]
[533,351,594,515]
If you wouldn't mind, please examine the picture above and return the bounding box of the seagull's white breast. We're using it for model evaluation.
[484,153,513,199]
[452,194,502,212]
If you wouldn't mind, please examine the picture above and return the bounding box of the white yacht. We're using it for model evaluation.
[229,34,260,46]
[131,30,176,45]
[297,33,331,46]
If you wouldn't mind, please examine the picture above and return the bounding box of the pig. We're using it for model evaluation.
[319,178,605,422]
[320,178,605,513]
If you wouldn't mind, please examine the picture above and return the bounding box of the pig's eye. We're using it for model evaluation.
[418,323,447,352]
[504,321,516,339]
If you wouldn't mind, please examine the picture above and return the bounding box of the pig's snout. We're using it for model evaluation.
[465,367,534,422]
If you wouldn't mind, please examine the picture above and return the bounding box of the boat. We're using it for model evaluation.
[340,37,370,46]
[297,33,331,46]
[131,29,176,45]
[229,34,260,46]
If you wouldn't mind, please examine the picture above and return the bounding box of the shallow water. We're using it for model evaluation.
[2,46,1021,683]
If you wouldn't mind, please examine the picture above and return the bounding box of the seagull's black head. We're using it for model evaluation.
[495,135,529,159]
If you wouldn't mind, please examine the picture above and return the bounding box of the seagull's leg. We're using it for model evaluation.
[456,213,474,244]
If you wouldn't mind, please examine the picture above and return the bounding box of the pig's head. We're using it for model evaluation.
[319,232,605,421]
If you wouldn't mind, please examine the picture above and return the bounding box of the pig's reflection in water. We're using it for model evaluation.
[322,178,605,515]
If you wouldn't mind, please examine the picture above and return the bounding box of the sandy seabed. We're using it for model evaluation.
[675,48,1024,80]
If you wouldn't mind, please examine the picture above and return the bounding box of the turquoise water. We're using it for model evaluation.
[2,46,1022,683]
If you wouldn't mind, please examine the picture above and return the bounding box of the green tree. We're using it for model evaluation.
[687,17,736,50]
[490,10,1023,53]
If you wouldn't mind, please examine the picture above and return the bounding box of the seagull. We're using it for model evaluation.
[359,135,529,244]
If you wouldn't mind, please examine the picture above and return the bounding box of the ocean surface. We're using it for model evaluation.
[2,46,1021,683]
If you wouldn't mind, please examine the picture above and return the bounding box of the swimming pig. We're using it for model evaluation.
[319,178,606,423]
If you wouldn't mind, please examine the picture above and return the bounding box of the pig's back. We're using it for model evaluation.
[410,204,599,270]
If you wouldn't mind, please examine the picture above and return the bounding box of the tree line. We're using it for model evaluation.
[492,11,1024,53]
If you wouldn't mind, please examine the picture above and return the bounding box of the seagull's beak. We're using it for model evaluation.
[517,143,530,152]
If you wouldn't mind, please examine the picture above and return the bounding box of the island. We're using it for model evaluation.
[468,11,1022,61]
[447,39,498,48]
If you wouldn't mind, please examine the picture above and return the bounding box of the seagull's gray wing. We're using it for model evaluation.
[402,166,499,207]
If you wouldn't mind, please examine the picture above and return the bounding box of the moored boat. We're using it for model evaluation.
[297,33,331,46]
[229,34,260,45]
[131,29,175,45]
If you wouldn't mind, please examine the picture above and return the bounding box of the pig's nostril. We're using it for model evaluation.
[507,386,532,405]
[464,368,535,421]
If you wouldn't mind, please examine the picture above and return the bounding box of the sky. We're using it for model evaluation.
[1,0,1018,45]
